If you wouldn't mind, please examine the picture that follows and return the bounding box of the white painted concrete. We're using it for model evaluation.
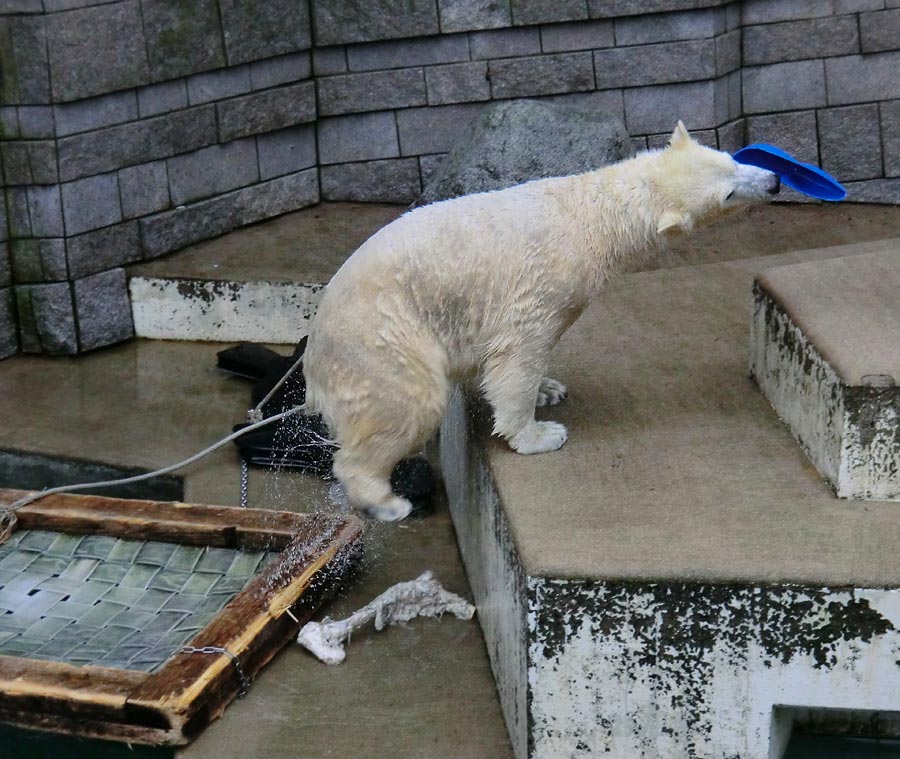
[527,581,900,759]
[129,277,324,343]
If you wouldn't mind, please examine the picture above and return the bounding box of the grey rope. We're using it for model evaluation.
[247,351,306,422]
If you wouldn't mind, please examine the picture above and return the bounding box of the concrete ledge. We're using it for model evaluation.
[129,276,322,343]
[440,240,900,759]
[127,202,403,343]
[751,249,900,500]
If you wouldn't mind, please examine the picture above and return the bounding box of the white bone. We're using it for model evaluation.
[296,571,476,664]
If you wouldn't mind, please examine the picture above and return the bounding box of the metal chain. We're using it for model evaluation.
[239,458,249,509]
[178,646,251,698]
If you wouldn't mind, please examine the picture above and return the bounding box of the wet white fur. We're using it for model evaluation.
[303,123,778,521]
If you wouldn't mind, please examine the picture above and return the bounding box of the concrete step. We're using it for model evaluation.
[127,202,403,343]
[751,246,900,500]
[439,240,900,759]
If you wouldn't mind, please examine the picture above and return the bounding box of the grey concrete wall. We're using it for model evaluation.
[1,0,899,358]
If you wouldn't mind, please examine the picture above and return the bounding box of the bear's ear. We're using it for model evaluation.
[668,120,691,149]
[657,209,691,235]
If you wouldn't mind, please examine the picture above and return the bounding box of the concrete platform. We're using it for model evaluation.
[441,240,900,759]
[752,248,900,500]
[127,203,403,343]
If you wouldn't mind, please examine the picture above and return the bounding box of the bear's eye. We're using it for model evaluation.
[725,190,735,201]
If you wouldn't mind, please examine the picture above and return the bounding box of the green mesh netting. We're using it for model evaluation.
[0,530,272,672]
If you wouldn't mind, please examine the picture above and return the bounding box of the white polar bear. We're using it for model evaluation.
[303,122,780,521]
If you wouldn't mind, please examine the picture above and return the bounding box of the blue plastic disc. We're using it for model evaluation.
[733,143,847,201]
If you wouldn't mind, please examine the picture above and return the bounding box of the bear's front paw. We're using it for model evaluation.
[536,377,568,407]
[509,421,569,454]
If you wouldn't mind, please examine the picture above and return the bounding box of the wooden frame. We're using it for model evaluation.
[0,489,362,745]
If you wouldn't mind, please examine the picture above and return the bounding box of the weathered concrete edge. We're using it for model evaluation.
[129,276,324,344]
[750,280,900,500]
[440,388,530,759]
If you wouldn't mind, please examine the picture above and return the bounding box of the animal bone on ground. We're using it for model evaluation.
[296,571,475,664]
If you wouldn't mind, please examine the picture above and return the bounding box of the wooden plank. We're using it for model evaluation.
[0,708,182,746]
[127,516,362,737]
[0,656,147,723]
[0,489,311,549]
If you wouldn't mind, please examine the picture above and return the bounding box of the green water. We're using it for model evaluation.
[0,724,173,758]
[786,734,900,758]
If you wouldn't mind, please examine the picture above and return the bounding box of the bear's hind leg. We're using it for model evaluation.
[333,446,413,522]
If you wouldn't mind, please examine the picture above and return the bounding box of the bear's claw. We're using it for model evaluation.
[536,377,568,407]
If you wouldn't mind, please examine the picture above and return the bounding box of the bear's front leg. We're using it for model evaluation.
[481,354,569,455]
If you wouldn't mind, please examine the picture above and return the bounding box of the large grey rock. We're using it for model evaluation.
[417,99,634,206]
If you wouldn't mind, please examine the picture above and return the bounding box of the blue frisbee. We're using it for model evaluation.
[733,143,847,201]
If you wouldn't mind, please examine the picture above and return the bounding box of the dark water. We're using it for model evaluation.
[0,724,173,758]
[786,734,900,758]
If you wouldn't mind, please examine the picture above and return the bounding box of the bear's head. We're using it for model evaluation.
[654,121,780,236]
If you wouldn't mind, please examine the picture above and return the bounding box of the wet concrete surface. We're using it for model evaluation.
[483,239,900,585]
[128,203,404,285]
[0,202,898,756]
[0,339,512,758]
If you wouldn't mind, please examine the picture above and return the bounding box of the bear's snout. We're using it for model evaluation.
[767,175,781,195]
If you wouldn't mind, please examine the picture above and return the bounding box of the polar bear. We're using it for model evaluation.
[303,122,780,521]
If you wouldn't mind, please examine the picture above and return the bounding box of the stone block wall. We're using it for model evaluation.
[0,0,319,358]
[1,0,899,359]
